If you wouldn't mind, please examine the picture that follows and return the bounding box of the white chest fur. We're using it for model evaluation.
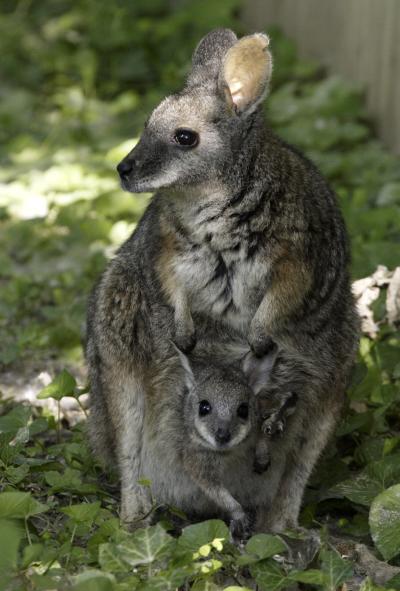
[172,200,270,332]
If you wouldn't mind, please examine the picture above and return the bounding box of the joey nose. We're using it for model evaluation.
[215,428,231,445]
[117,159,135,180]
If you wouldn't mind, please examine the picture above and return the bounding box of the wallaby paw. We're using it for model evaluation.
[229,513,252,543]
[253,457,271,474]
[262,414,285,437]
[261,391,298,439]
[249,333,277,358]
[173,329,197,354]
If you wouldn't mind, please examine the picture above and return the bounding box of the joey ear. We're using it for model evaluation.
[219,33,272,115]
[171,341,195,389]
[241,350,277,395]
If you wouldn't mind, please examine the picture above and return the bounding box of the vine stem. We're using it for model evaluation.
[25,518,32,545]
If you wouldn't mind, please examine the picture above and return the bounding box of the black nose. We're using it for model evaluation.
[215,428,231,445]
[117,159,134,180]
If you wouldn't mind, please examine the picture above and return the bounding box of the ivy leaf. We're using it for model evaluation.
[0,492,48,519]
[250,559,291,591]
[98,543,129,573]
[289,569,325,585]
[72,570,116,591]
[329,472,383,506]
[320,549,353,591]
[141,568,189,590]
[178,519,229,554]
[37,369,77,400]
[369,484,400,560]
[100,524,175,572]
[118,525,174,567]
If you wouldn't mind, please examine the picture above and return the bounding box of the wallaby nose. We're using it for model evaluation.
[117,159,134,180]
[215,428,231,445]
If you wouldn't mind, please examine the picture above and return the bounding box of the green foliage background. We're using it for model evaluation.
[0,0,400,589]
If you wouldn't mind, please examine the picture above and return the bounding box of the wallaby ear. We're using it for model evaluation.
[192,28,238,69]
[171,341,195,390]
[241,350,276,395]
[187,29,237,86]
[220,33,272,115]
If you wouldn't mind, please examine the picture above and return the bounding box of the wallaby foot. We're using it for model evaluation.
[229,511,252,542]
[120,486,152,529]
[249,331,277,358]
[173,327,197,354]
[253,456,271,474]
[261,391,298,437]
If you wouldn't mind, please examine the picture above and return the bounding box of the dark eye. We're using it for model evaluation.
[173,128,199,148]
[237,403,249,419]
[199,400,212,416]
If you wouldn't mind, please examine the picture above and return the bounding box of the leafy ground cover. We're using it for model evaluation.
[0,0,400,589]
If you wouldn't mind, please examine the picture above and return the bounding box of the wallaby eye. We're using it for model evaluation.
[199,400,212,416]
[173,128,199,148]
[237,403,249,420]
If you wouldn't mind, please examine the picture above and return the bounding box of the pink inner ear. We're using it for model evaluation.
[230,80,243,105]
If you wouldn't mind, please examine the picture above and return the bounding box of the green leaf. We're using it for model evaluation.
[98,543,129,573]
[22,543,44,568]
[320,549,353,591]
[0,519,22,576]
[0,406,31,434]
[45,468,98,494]
[100,525,174,571]
[117,525,174,567]
[369,484,400,560]
[178,519,229,554]
[329,472,383,506]
[289,569,325,585]
[386,573,400,590]
[0,492,48,519]
[238,534,287,565]
[141,568,189,590]
[62,501,101,525]
[250,559,291,591]
[5,464,30,485]
[37,369,77,400]
[72,570,116,591]
[246,534,287,558]
[359,577,388,591]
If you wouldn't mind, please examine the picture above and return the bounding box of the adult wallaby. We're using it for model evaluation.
[86,28,359,531]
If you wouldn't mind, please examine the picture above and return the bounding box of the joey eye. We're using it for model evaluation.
[199,400,212,416]
[237,403,249,420]
[173,128,199,148]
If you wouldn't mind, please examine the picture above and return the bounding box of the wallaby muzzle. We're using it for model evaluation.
[117,134,170,193]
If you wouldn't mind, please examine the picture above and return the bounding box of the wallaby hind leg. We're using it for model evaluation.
[254,391,298,474]
[86,337,119,467]
[182,448,251,541]
[104,366,152,528]
[257,398,340,533]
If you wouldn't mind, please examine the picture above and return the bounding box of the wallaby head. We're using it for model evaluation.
[175,347,274,452]
[117,28,272,194]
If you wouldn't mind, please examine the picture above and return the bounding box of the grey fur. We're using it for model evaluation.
[86,28,360,531]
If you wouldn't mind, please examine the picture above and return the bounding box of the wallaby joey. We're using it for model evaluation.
[135,347,287,540]
[86,28,359,531]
